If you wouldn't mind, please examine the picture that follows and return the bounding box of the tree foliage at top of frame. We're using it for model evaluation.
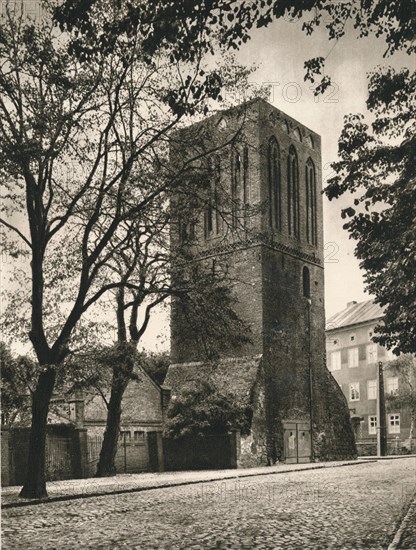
[325,66,416,355]
[54,0,415,95]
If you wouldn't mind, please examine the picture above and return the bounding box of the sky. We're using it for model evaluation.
[230,16,411,319]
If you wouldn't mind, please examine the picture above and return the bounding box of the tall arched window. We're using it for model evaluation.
[205,157,213,238]
[205,155,222,238]
[243,145,249,206]
[287,146,300,238]
[243,145,249,228]
[268,137,281,230]
[214,155,221,234]
[303,266,310,298]
[231,149,241,229]
[305,158,317,245]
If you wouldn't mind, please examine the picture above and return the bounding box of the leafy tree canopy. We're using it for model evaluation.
[172,260,252,360]
[0,0,263,496]
[142,351,170,386]
[0,343,34,424]
[385,355,416,410]
[54,0,415,93]
[385,355,416,452]
[325,67,416,355]
[164,380,251,438]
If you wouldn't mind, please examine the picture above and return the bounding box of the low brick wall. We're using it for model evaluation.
[356,437,416,457]
[163,432,238,471]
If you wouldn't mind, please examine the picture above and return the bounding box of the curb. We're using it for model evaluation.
[387,495,416,550]
[361,455,416,461]
[2,459,375,510]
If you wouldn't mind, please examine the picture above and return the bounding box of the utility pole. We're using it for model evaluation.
[307,297,314,461]
[376,361,387,457]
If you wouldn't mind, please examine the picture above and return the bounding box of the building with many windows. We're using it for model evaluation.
[326,299,414,455]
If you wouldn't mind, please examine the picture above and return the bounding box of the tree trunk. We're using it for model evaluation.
[95,366,131,477]
[19,368,56,499]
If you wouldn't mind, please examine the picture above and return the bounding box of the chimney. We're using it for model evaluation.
[347,301,357,308]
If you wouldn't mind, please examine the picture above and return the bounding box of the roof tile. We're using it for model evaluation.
[164,355,262,405]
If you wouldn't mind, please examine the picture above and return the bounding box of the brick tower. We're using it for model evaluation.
[166,98,356,465]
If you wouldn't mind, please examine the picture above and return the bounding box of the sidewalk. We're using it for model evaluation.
[2,459,375,508]
[361,454,416,461]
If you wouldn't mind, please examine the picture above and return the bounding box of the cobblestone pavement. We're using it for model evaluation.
[394,494,416,550]
[2,458,416,549]
[1,460,368,507]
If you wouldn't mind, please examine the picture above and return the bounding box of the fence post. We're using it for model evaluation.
[72,428,89,479]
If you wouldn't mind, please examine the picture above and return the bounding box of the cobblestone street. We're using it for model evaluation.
[2,458,416,549]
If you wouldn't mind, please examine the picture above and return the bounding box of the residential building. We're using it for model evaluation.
[326,299,414,455]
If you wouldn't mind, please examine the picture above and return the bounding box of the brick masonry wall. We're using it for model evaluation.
[8,428,31,486]
[239,367,268,467]
[356,438,416,456]
[257,99,323,264]
[257,100,354,461]
[170,99,356,463]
